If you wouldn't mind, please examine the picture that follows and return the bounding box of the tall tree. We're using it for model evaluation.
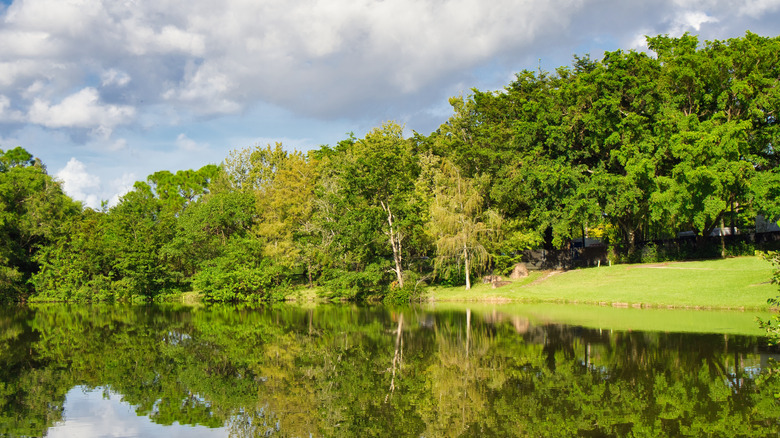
[429,161,500,290]
[649,32,780,243]
[330,122,420,289]
[0,147,80,300]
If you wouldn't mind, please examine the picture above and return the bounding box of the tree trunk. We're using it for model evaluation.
[381,201,404,289]
[464,243,471,290]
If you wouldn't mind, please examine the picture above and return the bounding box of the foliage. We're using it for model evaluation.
[428,160,500,289]
[9,31,780,302]
[0,147,80,301]
[33,165,222,302]
[760,251,780,345]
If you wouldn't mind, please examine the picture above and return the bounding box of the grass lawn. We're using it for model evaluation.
[426,256,778,310]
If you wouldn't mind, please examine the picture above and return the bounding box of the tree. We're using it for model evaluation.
[312,122,422,295]
[341,122,420,288]
[100,181,183,299]
[31,209,113,300]
[251,145,319,272]
[649,33,780,245]
[428,160,500,289]
[760,251,780,345]
[146,164,220,213]
[0,147,80,300]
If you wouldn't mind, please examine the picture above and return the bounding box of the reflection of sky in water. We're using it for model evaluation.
[46,386,228,438]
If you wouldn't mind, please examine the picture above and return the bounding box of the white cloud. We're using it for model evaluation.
[0,30,63,57]
[1,0,779,211]
[123,22,206,56]
[107,172,137,207]
[0,0,777,131]
[101,69,131,87]
[668,10,719,36]
[738,0,780,18]
[109,138,128,151]
[47,386,227,438]
[1,0,594,122]
[0,60,49,87]
[175,133,207,151]
[27,87,135,133]
[56,158,101,209]
[55,158,138,209]
[628,32,653,51]
[0,95,24,122]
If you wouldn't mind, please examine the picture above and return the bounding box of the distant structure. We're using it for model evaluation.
[756,215,780,233]
[519,216,780,271]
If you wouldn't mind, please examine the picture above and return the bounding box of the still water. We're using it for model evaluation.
[1,303,779,437]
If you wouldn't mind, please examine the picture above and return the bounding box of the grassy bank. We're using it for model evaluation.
[426,256,778,310]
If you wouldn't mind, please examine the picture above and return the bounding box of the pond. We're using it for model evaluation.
[1,303,779,437]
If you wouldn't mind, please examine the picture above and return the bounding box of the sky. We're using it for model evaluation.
[47,386,227,438]
[0,0,779,208]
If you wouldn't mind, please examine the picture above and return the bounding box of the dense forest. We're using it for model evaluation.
[1,31,779,303]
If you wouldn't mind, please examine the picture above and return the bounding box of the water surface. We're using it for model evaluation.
[1,303,778,437]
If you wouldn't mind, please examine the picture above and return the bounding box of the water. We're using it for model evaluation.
[1,303,779,437]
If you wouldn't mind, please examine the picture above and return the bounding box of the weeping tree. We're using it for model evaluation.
[429,160,501,289]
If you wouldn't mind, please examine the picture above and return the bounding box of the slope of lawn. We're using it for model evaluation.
[426,256,778,310]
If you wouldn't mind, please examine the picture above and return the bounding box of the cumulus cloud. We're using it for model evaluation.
[56,158,101,209]
[0,95,24,122]
[667,10,719,36]
[2,0,779,208]
[55,158,138,209]
[1,0,778,127]
[738,0,780,18]
[175,133,207,151]
[109,138,128,151]
[2,0,596,123]
[101,69,131,87]
[107,172,137,207]
[27,87,135,135]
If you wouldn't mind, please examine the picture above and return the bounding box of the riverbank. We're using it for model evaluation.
[425,256,778,310]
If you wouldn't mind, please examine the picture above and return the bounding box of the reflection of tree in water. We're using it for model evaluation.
[1,304,780,437]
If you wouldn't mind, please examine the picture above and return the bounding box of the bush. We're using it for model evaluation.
[318,263,390,300]
[383,271,428,304]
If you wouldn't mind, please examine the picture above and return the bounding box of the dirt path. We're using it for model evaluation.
[528,270,564,286]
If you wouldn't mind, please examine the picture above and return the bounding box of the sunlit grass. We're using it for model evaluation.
[427,256,777,310]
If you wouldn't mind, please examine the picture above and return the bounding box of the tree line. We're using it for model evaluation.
[1,31,779,302]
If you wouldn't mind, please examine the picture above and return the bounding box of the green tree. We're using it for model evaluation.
[0,147,80,300]
[309,123,424,297]
[649,33,780,245]
[31,209,113,301]
[146,165,220,213]
[101,182,183,299]
[429,161,500,289]
[340,122,420,289]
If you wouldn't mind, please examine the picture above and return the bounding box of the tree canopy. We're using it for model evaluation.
[4,31,780,302]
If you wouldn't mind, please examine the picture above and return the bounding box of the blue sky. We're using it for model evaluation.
[1,0,779,208]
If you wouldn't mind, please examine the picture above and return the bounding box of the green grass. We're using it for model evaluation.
[284,287,324,303]
[426,256,778,310]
